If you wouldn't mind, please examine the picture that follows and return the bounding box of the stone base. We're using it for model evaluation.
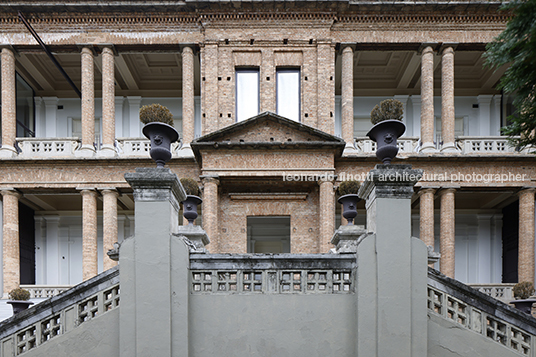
[174,225,210,252]
[440,142,458,153]
[75,145,96,157]
[98,145,118,157]
[0,146,17,158]
[176,144,195,158]
[330,225,367,253]
[419,142,437,153]
[342,142,359,156]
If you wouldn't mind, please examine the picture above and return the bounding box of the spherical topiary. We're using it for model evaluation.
[370,99,404,125]
[139,104,174,126]
[9,288,31,301]
[180,178,200,196]
[513,281,535,299]
[337,180,361,196]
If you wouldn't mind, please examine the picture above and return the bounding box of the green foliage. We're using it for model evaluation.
[370,99,404,125]
[8,288,31,301]
[337,180,361,196]
[484,0,536,149]
[139,104,174,126]
[513,281,535,299]
[180,178,200,196]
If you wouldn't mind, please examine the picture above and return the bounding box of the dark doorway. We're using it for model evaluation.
[502,201,518,283]
[247,216,291,253]
[19,202,35,285]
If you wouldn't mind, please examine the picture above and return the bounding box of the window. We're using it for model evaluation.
[276,68,300,121]
[236,69,259,122]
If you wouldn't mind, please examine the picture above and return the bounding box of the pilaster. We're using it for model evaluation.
[355,164,427,357]
[121,168,188,357]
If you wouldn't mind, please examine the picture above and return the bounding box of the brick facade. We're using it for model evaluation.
[0,1,535,292]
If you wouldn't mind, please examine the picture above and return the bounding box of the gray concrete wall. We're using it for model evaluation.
[428,313,521,357]
[190,294,356,357]
[23,308,119,357]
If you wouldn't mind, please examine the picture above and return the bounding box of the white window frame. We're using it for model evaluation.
[276,68,301,122]
[236,68,260,122]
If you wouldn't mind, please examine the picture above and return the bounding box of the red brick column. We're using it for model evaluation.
[101,47,116,156]
[1,189,21,295]
[341,46,354,147]
[202,177,220,250]
[81,189,98,280]
[420,46,435,153]
[319,179,335,252]
[439,188,456,278]
[0,48,17,157]
[440,46,456,152]
[80,47,96,155]
[182,46,195,145]
[102,189,119,270]
[518,188,536,283]
[419,188,436,247]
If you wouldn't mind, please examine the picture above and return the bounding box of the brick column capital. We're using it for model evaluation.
[418,187,437,196]
[438,187,457,196]
[101,188,119,198]
[79,188,98,198]
[201,176,220,186]
[0,189,21,199]
[518,187,536,197]
[342,46,353,54]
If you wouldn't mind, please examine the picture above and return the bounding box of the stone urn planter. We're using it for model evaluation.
[183,195,202,225]
[180,178,202,225]
[368,99,405,165]
[140,104,179,168]
[338,194,361,225]
[367,120,406,165]
[7,300,34,315]
[142,122,179,168]
[510,298,536,314]
[511,282,536,314]
[7,288,33,315]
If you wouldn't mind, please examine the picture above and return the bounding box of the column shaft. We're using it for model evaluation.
[101,47,116,152]
[420,46,435,152]
[1,48,17,155]
[182,47,195,144]
[518,188,535,283]
[81,47,95,152]
[439,188,456,278]
[103,189,119,270]
[319,180,335,253]
[202,177,219,251]
[1,190,21,295]
[81,189,98,280]
[341,46,354,145]
[441,47,456,152]
[419,188,435,248]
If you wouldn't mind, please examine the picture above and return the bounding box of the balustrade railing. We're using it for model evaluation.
[0,267,119,357]
[190,253,356,294]
[354,137,419,153]
[428,269,536,356]
[17,138,80,157]
[19,285,73,299]
[468,283,515,304]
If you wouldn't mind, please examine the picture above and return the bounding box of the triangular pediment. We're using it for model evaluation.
[193,112,344,144]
